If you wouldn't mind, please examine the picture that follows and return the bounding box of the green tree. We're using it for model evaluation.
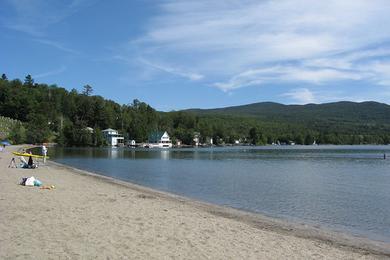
[304,133,315,145]
[1,73,7,81]
[24,74,34,87]
[78,128,93,146]
[174,128,193,145]
[249,127,258,145]
[8,123,26,144]
[93,128,105,146]
[56,129,66,146]
[248,127,267,145]
[294,134,304,145]
[82,84,93,96]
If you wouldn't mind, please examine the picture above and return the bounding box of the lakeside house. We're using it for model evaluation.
[128,140,136,147]
[193,132,200,146]
[148,131,172,148]
[102,128,124,146]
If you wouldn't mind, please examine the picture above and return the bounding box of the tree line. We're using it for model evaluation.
[1,74,390,146]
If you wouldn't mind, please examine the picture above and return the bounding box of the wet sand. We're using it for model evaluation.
[1,146,389,259]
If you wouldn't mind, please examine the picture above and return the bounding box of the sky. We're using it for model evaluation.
[1,0,390,111]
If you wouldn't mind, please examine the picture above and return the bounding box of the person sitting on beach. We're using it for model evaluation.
[28,155,33,166]
[20,156,30,169]
[27,155,37,169]
[8,157,17,168]
[19,155,37,169]
[20,156,28,168]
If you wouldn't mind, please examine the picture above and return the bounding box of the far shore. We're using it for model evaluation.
[1,145,389,259]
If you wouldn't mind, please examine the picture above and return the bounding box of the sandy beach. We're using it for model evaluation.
[0,146,389,259]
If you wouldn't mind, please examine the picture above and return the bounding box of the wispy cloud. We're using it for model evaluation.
[281,88,365,104]
[213,65,367,91]
[130,0,390,94]
[32,39,80,55]
[139,58,203,81]
[112,54,203,81]
[33,66,66,79]
[2,0,95,36]
[366,61,390,86]
[282,88,316,104]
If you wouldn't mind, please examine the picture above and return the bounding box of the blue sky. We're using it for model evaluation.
[1,0,390,111]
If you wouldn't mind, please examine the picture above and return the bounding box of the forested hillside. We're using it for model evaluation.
[1,74,390,146]
[186,101,390,143]
[0,74,163,145]
[0,116,22,140]
[187,101,390,124]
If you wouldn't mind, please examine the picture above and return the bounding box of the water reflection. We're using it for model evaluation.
[108,148,119,159]
[160,150,170,160]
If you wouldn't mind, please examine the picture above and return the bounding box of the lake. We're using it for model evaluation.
[50,145,390,243]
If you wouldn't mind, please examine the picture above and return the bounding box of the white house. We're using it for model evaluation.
[193,132,200,146]
[102,128,124,146]
[148,131,172,148]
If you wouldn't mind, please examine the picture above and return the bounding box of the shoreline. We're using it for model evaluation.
[49,160,390,257]
[1,145,389,259]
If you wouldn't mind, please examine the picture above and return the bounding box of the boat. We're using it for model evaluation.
[12,152,49,159]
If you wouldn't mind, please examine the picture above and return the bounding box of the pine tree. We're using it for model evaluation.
[24,74,34,86]
[82,84,93,96]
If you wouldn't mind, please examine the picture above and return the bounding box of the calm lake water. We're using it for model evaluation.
[50,145,390,242]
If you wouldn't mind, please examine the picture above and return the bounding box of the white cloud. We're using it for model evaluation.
[214,66,367,91]
[131,0,390,91]
[2,0,95,36]
[284,67,364,83]
[138,58,204,81]
[303,47,390,71]
[213,69,267,91]
[33,66,66,79]
[281,88,367,104]
[32,39,80,55]
[365,61,390,86]
[282,88,316,104]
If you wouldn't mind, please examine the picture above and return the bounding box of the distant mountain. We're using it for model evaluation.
[185,101,390,125]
